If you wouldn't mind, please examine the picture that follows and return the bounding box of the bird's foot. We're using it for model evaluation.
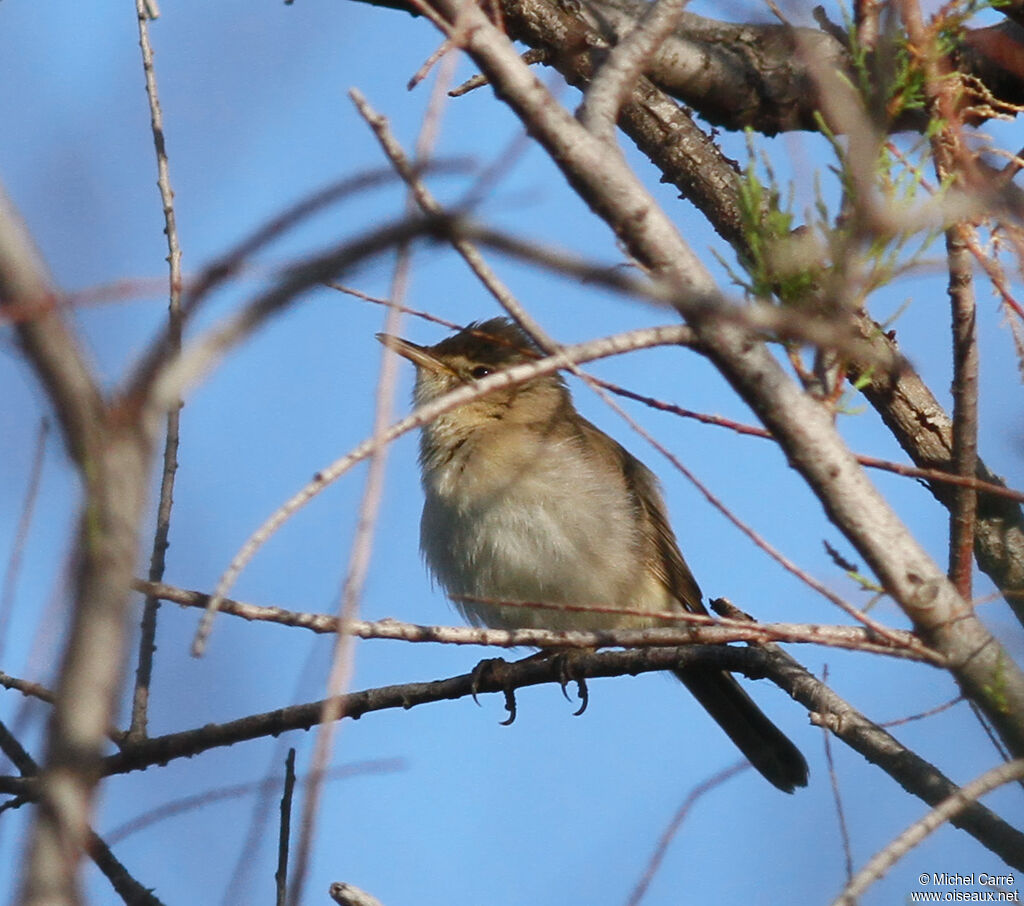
[469,656,518,725]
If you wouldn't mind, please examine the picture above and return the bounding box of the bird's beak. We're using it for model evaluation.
[376,332,453,376]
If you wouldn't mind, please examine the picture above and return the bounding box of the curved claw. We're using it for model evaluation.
[572,677,589,716]
[551,651,589,715]
[558,671,574,702]
[470,656,505,707]
[499,687,518,726]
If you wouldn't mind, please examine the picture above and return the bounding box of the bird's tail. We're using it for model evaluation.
[674,667,808,793]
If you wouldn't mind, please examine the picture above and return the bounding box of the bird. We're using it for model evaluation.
[378,317,808,793]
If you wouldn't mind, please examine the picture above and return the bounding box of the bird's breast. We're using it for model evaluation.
[419,428,670,630]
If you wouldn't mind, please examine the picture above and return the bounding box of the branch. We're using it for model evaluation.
[506,0,1022,134]
[731,643,1024,870]
[832,759,1024,905]
[0,180,159,906]
[362,0,1024,132]
[130,0,185,744]
[0,183,103,467]
[848,317,1024,625]
[0,721,165,906]
[576,0,688,141]
[627,761,748,905]
[147,214,460,414]
[134,579,943,662]
[4,645,1020,867]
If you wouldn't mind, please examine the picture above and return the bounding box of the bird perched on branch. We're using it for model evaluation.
[379,317,808,793]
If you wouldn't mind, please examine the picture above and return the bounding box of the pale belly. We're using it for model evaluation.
[420,459,675,631]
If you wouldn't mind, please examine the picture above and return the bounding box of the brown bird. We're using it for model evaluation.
[380,318,808,792]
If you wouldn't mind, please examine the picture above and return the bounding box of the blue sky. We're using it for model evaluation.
[1,1,1023,904]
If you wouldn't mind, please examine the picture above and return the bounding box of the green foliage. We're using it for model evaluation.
[725,125,940,323]
[840,0,1007,124]
[721,131,824,305]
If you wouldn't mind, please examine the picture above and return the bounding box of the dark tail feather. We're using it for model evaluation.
[674,668,808,793]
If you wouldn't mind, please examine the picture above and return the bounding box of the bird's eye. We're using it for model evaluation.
[470,365,492,379]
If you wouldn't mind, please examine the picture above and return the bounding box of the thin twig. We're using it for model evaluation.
[0,670,56,707]
[821,665,854,884]
[129,0,185,744]
[104,758,406,846]
[274,749,296,906]
[879,695,964,728]
[0,668,128,747]
[408,38,453,90]
[449,48,547,96]
[947,224,979,598]
[135,579,943,662]
[0,719,37,777]
[0,418,49,660]
[626,761,747,905]
[336,288,1024,506]
[578,0,688,142]
[832,759,1024,905]
[287,68,461,906]
[87,833,168,906]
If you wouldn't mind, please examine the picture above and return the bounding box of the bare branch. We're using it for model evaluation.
[0,183,103,467]
[2,643,1017,867]
[274,749,296,906]
[135,579,942,662]
[832,759,1024,905]
[103,759,406,846]
[821,666,855,885]
[129,0,185,744]
[577,0,688,142]
[0,179,158,906]
[947,225,980,598]
[626,761,748,905]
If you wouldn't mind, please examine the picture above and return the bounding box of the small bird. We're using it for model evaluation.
[379,317,808,792]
